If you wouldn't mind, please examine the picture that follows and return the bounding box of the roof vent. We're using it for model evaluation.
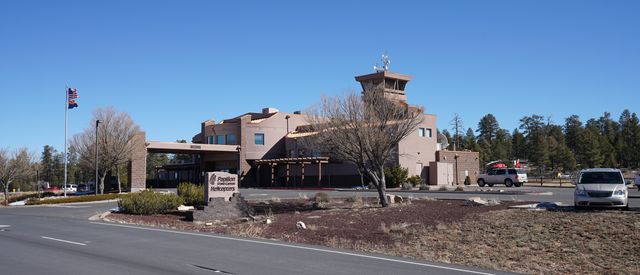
[293,111,302,115]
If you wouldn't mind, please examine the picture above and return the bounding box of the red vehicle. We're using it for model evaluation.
[44,186,60,193]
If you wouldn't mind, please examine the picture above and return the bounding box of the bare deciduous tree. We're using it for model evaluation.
[0,148,35,205]
[450,113,464,151]
[306,88,423,207]
[72,107,141,194]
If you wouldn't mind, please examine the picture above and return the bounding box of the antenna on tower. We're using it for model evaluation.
[374,52,391,72]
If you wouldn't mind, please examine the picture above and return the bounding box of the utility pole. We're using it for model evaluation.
[95,120,101,195]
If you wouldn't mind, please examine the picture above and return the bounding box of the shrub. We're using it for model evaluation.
[407,176,422,187]
[177,182,204,207]
[464,176,471,185]
[27,193,123,205]
[419,184,430,191]
[454,186,465,192]
[384,166,408,188]
[313,192,330,203]
[345,195,363,203]
[401,183,413,190]
[118,190,183,215]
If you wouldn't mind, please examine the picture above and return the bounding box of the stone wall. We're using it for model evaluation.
[129,132,147,192]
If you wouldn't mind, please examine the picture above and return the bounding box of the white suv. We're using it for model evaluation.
[63,184,77,193]
[477,168,528,187]
[574,168,628,209]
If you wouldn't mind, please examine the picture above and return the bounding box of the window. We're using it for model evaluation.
[426,128,433,138]
[496,169,506,175]
[216,135,225,144]
[254,133,265,145]
[207,136,214,144]
[579,172,623,184]
[226,134,236,145]
[418,128,426,137]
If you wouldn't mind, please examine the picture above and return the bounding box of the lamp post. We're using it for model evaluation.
[95,120,101,195]
[454,154,460,185]
[236,146,242,179]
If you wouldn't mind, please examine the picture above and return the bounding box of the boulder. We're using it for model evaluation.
[385,194,396,204]
[385,194,403,204]
[464,196,489,206]
[536,202,559,210]
[177,205,195,211]
[191,193,255,222]
[296,221,307,230]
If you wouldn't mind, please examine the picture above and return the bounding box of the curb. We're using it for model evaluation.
[88,211,112,221]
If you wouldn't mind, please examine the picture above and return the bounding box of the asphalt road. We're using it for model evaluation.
[0,201,512,275]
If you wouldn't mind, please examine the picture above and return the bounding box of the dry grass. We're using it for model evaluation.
[380,222,410,235]
[233,224,265,238]
[269,197,281,203]
[313,192,330,203]
[340,210,640,275]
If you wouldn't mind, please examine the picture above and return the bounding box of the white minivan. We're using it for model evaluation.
[574,168,628,209]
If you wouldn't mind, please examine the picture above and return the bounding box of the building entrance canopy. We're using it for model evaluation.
[146,141,239,154]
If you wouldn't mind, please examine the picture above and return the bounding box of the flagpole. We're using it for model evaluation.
[64,85,68,197]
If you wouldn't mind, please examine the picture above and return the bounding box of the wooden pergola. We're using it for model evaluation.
[254,157,329,187]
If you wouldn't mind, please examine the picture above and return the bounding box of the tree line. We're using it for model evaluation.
[442,109,640,173]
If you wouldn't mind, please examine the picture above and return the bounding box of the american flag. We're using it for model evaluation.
[68,88,79,99]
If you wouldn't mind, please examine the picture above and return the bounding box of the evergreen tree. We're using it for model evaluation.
[477,114,499,142]
[511,128,526,159]
[619,110,640,168]
[491,129,512,161]
[519,115,549,168]
[40,145,63,185]
[577,125,603,168]
[564,115,583,154]
[462,128,477,151]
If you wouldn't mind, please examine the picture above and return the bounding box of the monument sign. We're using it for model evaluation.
[205,172,239,203]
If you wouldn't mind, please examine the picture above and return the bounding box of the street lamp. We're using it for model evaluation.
[454,154,460,185]
[236,146,242,178]
[95,120,101,195]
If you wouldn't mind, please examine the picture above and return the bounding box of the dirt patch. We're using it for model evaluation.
[106,198,640,274]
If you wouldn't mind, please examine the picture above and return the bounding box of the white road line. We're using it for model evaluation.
[90,222,495,275]
[46,205,91,208]
[41,236,87,246]
[0,225,11,228]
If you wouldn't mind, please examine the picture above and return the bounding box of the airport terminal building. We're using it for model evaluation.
[134,69,478,190]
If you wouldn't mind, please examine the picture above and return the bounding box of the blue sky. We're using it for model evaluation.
[1,0,638,154]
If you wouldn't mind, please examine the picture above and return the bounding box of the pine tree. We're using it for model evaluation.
[511,128,526,159]
[462,128,477,151]
[577,125,603,168]
[564,115,583,154]
[491,129,512,161]
[477,114,499,142]
[40,145,61,185]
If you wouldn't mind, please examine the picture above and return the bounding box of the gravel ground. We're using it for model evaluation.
[106,198,640,275]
